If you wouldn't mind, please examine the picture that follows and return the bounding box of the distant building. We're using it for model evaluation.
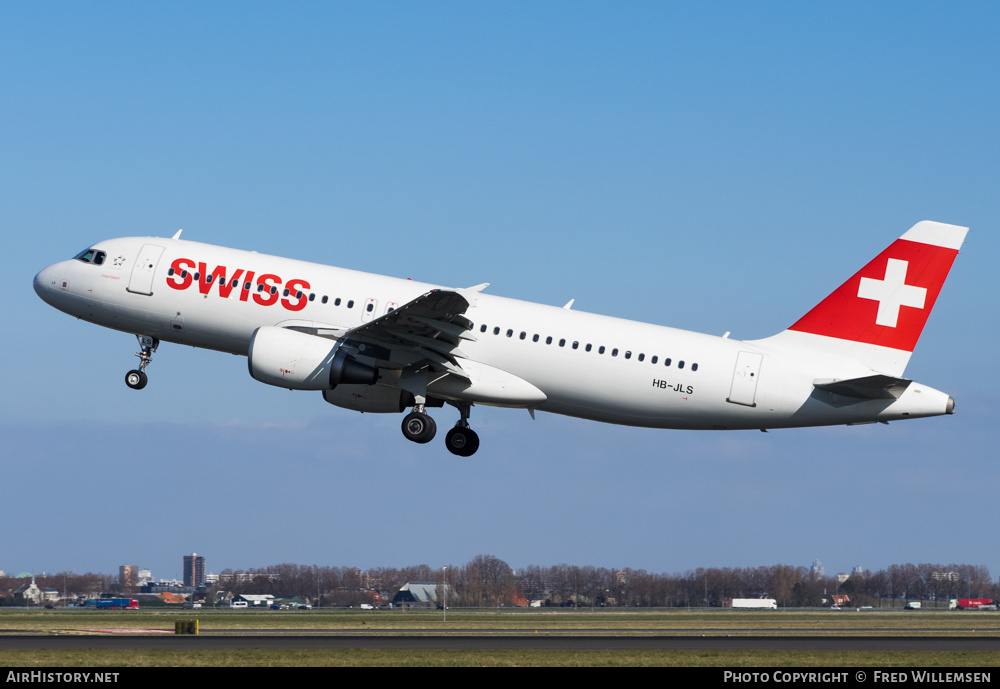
[836,566,864,584]
[931,571,959,583]
[119,565,138,587]
[141,580,196,595]
[138,569,153,586]
[233,594,275,607]
[183,553,206,587]
[14,578,42,605]
[811,560,825,578]
[217,571,274,586]
[393,582,450,608]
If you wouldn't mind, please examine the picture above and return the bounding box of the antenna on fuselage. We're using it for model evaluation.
[172,229,183,240]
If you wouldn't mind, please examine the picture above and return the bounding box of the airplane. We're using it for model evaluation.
[34,220,967,457]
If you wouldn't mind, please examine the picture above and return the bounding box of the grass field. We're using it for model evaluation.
[1,608,997,667]
[1,649,998,667]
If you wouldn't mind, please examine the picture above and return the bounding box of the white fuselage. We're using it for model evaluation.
[33,235,955,431]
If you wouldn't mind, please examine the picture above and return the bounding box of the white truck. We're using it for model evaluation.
[731,598,778,610]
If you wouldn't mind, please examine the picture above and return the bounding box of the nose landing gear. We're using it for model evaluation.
[125,369,147,390]
[125,335,158,390]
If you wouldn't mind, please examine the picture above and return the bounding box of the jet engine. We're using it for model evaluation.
[248,326,377,390]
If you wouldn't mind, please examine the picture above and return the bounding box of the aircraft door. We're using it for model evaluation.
[727,351,763,407]
[127,244,166,295]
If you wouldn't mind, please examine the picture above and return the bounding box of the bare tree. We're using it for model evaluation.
[464,554,514,608]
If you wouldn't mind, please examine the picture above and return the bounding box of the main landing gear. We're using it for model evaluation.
[125,335,158,390]
[445,426,479,457]
[401,407,437,444]
[445,401,479,457]
[400,400,480,457]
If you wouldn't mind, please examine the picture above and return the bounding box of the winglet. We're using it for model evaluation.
[456,283,489,308]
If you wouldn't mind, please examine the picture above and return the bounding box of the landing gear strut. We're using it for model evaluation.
[125,335,158,390]
[445,401,480,457]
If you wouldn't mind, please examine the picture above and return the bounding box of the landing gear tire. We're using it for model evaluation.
[125,369,148,390]
[401,412,436,444]
[445,427,480,457]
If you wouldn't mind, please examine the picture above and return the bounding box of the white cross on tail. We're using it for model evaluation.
[857,258,926,328]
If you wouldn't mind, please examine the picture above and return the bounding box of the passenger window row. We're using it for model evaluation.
[474,323,699,371]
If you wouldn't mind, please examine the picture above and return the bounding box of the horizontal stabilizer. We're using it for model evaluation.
[813,374,912,400]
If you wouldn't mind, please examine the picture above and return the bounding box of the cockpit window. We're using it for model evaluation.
[73,248,107,265]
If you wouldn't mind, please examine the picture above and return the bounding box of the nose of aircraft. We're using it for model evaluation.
[34,264,59,304]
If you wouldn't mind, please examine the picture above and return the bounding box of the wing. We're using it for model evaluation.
[279,284,548,406]
[343,288,480,380]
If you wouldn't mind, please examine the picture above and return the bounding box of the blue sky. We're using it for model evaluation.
[2,2,997,583]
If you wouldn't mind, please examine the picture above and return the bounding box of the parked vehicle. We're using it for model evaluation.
[731,598,777,610]
[82,598,139,610]
[950,599,996,610]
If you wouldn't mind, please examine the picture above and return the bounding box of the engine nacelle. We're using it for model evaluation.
[248,326,377,390]
[323,385,412,413]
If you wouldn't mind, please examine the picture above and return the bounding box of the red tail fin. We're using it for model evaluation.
[787,221,967,353]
